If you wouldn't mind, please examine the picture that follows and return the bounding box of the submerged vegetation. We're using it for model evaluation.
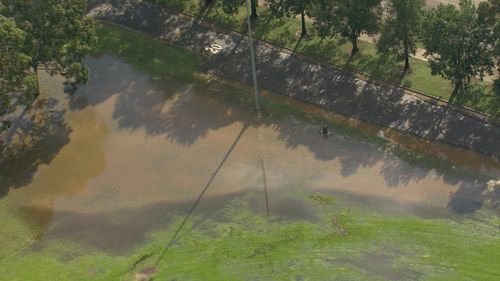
[1,190,499,281]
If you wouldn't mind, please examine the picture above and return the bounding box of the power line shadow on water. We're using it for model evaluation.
[154,125,248,266]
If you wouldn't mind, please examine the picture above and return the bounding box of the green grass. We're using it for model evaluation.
[144,0,499,116]
[96,23,207,81]
[1,190,499,281]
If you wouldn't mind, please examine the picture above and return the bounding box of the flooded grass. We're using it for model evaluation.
[1,23,500,281]
[1,190,499,280]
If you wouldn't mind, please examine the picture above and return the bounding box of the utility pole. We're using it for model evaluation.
[246,0,269,217]
[246,0,261,114]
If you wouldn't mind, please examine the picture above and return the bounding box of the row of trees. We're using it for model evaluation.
[209,0,499,102]
[0,0,97,130]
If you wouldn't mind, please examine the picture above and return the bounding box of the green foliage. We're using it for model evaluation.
[267,0,314,36]
[421,0,495,102]
[377,0,425,70]
[219,0,256,18]
[220,0,246,15]
[0,15,31,123]
[309,193,336,205]
[0,0,97,130]
[312,0,383,55]
[477,0,500,95]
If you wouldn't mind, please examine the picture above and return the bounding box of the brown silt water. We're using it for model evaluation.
[1,56,499,252]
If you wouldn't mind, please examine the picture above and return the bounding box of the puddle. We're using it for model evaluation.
[1,55,498,252]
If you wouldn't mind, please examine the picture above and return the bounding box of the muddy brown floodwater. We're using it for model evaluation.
[1,56,499,252]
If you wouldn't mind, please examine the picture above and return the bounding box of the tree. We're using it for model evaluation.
[312,0,382,56]
[377,0,425,71]
[477,0,500,94]
[0,14,31,130]
[0,14,29,95]
[421,0,495,103]
[1,0,97,97]
[267,0,314,37]
[214,0,258,19]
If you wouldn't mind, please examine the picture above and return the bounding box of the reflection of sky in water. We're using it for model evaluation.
[1,56,498,251]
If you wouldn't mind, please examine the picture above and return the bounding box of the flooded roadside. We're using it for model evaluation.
[0,55,498,254]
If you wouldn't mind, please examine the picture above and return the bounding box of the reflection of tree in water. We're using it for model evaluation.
[0,99,70,239]
[449,181,500,214]
[1,95,110,239]
[111,79,250,145]
[0,98,71,197]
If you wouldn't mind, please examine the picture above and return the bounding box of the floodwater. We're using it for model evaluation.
[1,55,499,252]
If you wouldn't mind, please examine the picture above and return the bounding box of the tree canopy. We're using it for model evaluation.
[377,0,425,71]
[0,0,97,129]
[421,0,495,102]
[477,0,500,94]
[0,14,31,130]
[267,0,314,37]
[312,0,382,56]
[219,0,258,19]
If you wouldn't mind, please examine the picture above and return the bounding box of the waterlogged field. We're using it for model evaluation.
[2,190,500,281]
[0,24,499,281]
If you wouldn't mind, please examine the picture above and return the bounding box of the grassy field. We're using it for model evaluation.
[1,23,499,281]
[147,0,499,116]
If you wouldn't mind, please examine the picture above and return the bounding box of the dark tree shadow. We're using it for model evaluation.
[0,98,71,198]
[448,180,500,214]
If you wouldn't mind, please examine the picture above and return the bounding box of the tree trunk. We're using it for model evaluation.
[251,0,258,19]
[32,65,40,98]
[350,36,359,56]
[300,11,307,37]
[449,81,462,104]
[403,44,410,71]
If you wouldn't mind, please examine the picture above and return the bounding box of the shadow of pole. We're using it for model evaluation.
[152,124,248,267]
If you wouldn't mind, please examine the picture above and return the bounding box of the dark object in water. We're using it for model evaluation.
[322,126,328,136]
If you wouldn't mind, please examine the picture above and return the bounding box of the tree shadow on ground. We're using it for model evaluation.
[296,38,345,64]
[0,98,71,198]
[350,53,405,85]
[455,83,500,117]
[448,181,500,213]
[252,9,296,47]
